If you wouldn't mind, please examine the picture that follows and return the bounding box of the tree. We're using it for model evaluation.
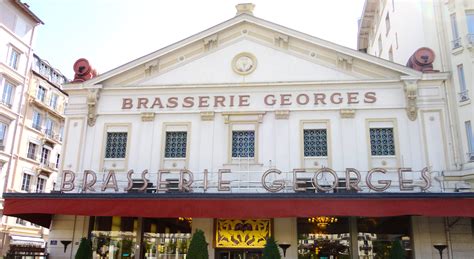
[389,240,405,259]
[262,237,281,259]
[75,238,92,259]
[186,229,208,259]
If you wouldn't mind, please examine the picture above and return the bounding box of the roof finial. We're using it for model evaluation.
[236,3,255,16]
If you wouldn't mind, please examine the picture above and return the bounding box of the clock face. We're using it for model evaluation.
[232,53,257,75]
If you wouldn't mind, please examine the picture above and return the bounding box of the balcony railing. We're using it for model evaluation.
[459,90,469,102]
[467,34,474,45]
[452,38,462,49]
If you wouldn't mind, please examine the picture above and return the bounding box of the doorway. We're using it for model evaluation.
[216,249,263,259]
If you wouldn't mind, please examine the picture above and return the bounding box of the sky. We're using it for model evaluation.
[26,0,366,79]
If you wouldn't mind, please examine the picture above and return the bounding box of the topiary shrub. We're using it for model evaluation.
[75,237,92,259]
[262,237,281,259]
[186,229,208,259]
[389,240,405,259]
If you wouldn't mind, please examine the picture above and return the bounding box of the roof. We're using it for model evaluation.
[11,0,44,25]
[357,0,377,51]
[72,10,421,88]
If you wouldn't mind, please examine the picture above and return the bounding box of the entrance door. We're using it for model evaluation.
[216,250,263,259]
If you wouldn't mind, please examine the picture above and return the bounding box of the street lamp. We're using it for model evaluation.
[278,243,291,257]
[433,244,447,259]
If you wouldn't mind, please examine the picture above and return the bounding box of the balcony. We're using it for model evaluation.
[452,38,462,49]
[28,96,64,120]
[459,90,469,102]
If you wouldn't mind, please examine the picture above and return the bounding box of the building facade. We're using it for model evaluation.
[1,0,68,256]
[4,3,474,259]
[357,0,474,188]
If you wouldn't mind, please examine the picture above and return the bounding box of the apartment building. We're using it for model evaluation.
[358,0,474,182]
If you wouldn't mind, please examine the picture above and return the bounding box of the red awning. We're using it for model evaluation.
[4,192,474,228]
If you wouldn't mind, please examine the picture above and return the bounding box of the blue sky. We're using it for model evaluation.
[26,0,365,79]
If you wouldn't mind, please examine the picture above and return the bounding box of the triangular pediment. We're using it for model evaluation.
[75,13,421,89]
[135,38,362,86]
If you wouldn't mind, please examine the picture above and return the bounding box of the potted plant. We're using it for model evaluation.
[75,238,92,259]
[186,229,208,259]
[262,237,281,259]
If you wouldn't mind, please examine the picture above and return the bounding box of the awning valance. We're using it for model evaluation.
[10,235,45,247]
[4,192,474,228]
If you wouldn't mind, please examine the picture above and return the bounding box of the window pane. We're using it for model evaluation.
[465,121,474,160]
[467,12,474,34]
[9,49,19,69]
[27,143,37,160]
[304,129,328,157]
[1,81,14,106]
[451,14,459,39]
[21,174,31,191]
[232,130,255,158]
[164,131,187,158]
[458,64,467,92]
[105,132,127,158]
[370,128,395,156]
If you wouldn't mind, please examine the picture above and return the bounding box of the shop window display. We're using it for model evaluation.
[142,218,192,259]
[91,216,138,259]
[357,216,412,259]
[297,217,350,259]
[89,217,192,259]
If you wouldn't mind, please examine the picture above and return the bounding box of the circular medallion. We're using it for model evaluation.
[232,52,257,75]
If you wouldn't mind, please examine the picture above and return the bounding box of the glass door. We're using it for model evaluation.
[216,250,262,259]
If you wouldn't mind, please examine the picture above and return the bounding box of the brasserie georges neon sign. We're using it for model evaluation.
[59,167,431,193]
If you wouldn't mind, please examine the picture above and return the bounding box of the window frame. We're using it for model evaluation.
[20,173,33,192]
[49,93,58,109]
[366,118,400,168]
[457,64,469,102]
[35,176,47,193]
[160,122,191,169]
[300,120,331,169]
[0,122,7,150]
[8,47,20,70]
[465,121,474,161]
[104,132,128,159]
[1,80,15,108]
[100,124,131,172]
[32,110,42,131]
[27,142,38,160]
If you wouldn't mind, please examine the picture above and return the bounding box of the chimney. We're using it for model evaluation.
[236,3,255,16]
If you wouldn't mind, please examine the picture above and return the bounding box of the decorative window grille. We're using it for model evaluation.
[49,94,58,109]
[304,129,328,157]
[21,174,32,192]
[0,123,6,150]
[164,131,187,158]
[105,132,127,158]
[232,130,255,158]
[369,128,396,156]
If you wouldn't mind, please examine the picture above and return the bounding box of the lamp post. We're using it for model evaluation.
[433,244,447,259]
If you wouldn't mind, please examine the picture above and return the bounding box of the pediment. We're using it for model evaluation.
[83,14,420,88]
[134,38,362,86]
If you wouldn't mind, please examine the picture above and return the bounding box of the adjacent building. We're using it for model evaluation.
[3,3,474,259]
[0,0,68,256]
[357,0,474,186]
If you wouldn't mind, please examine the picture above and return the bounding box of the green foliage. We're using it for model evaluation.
[389,240,405,259]
[75,238,93,259]
[186,229,208,259]
[262,237,281,259]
